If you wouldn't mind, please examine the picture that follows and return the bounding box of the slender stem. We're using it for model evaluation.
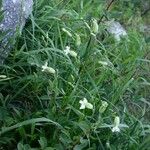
[78,0,116,75]
[141,7,150,16]
[98,0,116,24]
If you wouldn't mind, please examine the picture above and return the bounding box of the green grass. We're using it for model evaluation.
[0,0,150,149]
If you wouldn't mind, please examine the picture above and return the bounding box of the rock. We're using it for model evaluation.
[0,0,33,64]
[106,20,127,41]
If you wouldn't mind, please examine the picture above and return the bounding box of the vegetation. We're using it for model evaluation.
[0,0,150,149]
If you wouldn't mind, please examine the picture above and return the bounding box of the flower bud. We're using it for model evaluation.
[99,101,108,113]
[41,62,56,74]
[69,50,77,58]
[91,18,99,34]
[114,116,120,127]
[45,67,56,74]
[111,116,120,132]
[75,34,81,46]
[62,28,72,37]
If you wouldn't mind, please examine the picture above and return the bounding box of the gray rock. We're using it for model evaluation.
[105,20,127,41]
[0,0,33,64]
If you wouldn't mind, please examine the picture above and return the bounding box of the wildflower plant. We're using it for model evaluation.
[0,0,149,149]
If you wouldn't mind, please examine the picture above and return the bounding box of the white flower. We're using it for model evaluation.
[41,62,56,74]
[111,116,120,132]
[64,46,70,55]
[64,46,77,57]
[79,98,93,110]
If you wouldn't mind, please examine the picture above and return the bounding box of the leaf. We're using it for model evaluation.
[59,130,72,146]
[67,105,85,118]
[44,147,56,150]
[138,135,150,150]
[17,143,24,150]
[0,106,9,121]
[77,121,91,134]
[17,143,32,150]
[38,137,47,149]
[23,144,32,150]
[73,138,88,150]
[0,117,62,135]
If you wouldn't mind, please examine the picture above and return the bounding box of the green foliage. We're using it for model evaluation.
[0,0,149,149]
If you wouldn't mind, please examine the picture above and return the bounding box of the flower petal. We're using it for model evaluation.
[79,100,83,104]
[83,98,88,104]
[86,103,93,109]
[80,104,86,109]
[112,126,120,132]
